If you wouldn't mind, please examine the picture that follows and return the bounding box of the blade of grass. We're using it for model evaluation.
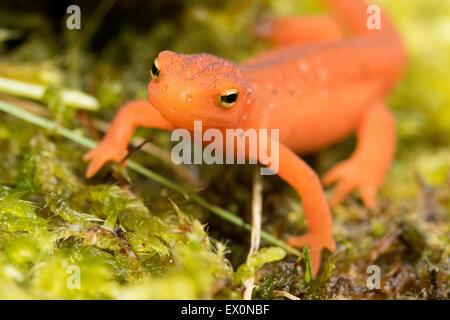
[0,76,99,110]
[303,246,312,284]
[0,99,300,255]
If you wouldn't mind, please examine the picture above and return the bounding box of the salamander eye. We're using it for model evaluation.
[150,58,160,81]
[217,88,239,109]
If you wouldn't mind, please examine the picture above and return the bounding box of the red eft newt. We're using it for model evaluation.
[83,0,406,276]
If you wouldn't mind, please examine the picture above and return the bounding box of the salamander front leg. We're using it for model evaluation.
[258,138,335,276]
[83,100,175,178]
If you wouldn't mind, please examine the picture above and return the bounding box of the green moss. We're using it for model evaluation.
[232,246,286,285]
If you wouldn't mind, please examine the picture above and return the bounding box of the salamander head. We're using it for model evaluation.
[148,50,252,130]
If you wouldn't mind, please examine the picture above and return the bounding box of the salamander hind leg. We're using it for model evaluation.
[322,102,396,209]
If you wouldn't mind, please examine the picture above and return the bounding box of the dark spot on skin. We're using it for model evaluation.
[300,73,310,83]
[271,89,277,95]
[361,63,369,80]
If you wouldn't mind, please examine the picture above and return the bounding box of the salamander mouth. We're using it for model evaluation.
[148,95,229,129]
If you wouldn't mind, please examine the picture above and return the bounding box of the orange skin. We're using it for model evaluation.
[84,0,406,276]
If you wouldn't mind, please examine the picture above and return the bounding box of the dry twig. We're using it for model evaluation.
[243,168,263,300]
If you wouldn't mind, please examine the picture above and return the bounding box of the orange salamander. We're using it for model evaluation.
[83,0,406,275]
